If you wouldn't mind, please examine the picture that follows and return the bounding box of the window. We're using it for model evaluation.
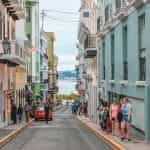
[123,25,128,80]
[102,41,105,80]
[97,16,101,33]
[83,11,89,18]
[105,5,109,23]
[0,12,2,40]
[27,34,31,40]
[111,33,115,80]
[116,0,121,10]
[3,15,5,39]
[26,7,31,22]
[139,14,146,81]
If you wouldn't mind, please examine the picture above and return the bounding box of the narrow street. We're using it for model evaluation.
[1,106,111,150]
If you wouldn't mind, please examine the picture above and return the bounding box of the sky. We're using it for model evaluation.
[40,0,80,71]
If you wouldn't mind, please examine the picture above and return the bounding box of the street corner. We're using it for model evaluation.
[0,119,34,148]
[77,116,125,150]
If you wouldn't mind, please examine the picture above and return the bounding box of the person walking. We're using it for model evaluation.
[44,101,50,124]
[11,102,17,124]
[24,102,30,123]
[17,104,23,123]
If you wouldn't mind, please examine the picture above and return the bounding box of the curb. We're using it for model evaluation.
[0,119,33,148]
[77,116,125,150]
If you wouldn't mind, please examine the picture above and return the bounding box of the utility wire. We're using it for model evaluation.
[46,15,79,23]
[40,9,79,29]
[42,9,79,15]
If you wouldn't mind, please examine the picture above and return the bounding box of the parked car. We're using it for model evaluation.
[34,105,53,121]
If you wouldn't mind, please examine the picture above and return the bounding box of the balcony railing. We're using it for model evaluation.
[130,0,146,9]
[2,0,25,19]
[115,0,128,20]
[40,83,48,91]
[84,34,97,59]
[0,40,26,65]
[48,86,59,94]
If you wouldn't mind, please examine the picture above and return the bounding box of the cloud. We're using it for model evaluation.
[40,0,80,70]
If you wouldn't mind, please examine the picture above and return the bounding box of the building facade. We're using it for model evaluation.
[0,0,26,126]
[40,30,49,102]
[77,0,99,123]
[97,0,150,140]
[25,0,40,96]
[47,32,58,102]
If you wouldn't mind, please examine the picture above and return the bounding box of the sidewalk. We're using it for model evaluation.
[77,116,150,150]
[0,120,33,147]
[0,121,26,140]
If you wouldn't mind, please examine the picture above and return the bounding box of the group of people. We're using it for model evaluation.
[98,97,132,141]
[11,101,36,124]
[71,101,88,116]
[11,102,24,124]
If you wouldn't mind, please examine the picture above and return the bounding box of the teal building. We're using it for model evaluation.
[97,0,150,140]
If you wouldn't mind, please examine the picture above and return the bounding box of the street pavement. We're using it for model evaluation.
[1,106,112,150]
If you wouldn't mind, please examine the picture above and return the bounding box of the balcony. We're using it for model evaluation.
[48,86,59,94]
[40,65,48,72]
[2,0,25,19]
[27,75,32,83]
[84,35,97,59]
[40,83,48,91]
[131,0,146,9]
[0,40,26,66]
[115,0,128,21]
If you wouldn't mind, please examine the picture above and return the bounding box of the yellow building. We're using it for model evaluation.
[46,32,58,101]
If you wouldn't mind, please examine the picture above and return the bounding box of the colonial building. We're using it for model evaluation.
[40,30,49,102]
[77,0,98,123]
[97,0,150,140]
[25,0,40,96]
[47,32,58,102]
[0,0,26,126]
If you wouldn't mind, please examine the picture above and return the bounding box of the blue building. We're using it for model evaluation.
[97,0,150,140]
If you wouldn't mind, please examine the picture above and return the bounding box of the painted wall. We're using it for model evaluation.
[98,3,150,135]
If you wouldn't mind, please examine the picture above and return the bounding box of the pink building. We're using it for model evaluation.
[0,0,25,126]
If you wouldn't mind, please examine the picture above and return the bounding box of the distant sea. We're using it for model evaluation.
[58,79,76,94]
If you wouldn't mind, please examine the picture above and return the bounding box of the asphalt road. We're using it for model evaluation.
[1,106,112,150]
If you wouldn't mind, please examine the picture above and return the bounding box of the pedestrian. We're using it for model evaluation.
[110,101,119,136]
[117,99,123,137]
[102,102,109,131]
[44,101,50,124]
[17,104,23,123]
[79,103,83,115]
[11,102,17,124]
[83,102,88,117]
[97,101,104,129]
[120,97,132,141]
[24,102,30,123]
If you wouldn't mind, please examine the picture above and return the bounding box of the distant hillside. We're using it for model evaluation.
[58,70,76,80]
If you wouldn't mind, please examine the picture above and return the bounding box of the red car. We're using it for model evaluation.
[34,106,53,121]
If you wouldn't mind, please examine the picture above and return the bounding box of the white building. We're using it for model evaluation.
[77,0,99,123]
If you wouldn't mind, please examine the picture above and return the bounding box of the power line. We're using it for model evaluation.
[41,9,79,15]
[46,15,79,23]
[40,9,79,29]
